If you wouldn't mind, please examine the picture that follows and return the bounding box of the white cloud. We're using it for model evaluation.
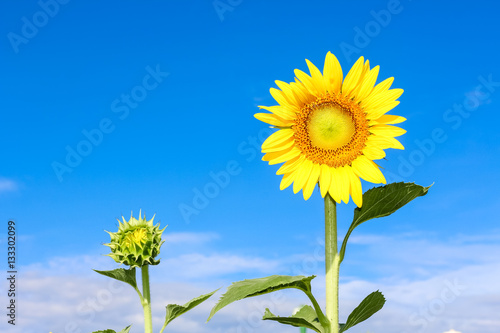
[4,231,500,333]
[163,231,220,244]
[153,253,281,281]
[0,178,18,193]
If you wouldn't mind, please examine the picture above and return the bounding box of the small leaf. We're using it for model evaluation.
[207,275,315,322]
[92,325,131,333]
[117,326,132,333]
[163,289,218,327]
[93,268,137,290]
[339,291,385,333]
[340,182,431,263]
[263,305,324,333]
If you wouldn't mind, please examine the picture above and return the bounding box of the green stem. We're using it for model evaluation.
[159,322,167,333]
[325,194,340,333]
[141,265,153,333]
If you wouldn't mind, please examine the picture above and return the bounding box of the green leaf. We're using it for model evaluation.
[339,291,385,333]
[92,325,131,333]
[207,275,316,322]
[162,289,218,327]
[340,182,431,263]
[117,326,132,333]
[263,305,324,333]
[93,268,137,290]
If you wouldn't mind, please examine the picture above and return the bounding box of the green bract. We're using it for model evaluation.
[104,211,166,268]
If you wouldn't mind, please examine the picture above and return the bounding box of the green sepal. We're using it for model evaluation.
[339,291,385,333]
[162,289,218,328]
[93,268,137,290]
[207,275,317,322]
[263,305,324,333]
[91,325,131,333]
[340,182,431,263]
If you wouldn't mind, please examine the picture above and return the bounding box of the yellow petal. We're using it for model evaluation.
[352,155,386,184]
[351,59,372,98]
[280,169,297,190]
[355,65,379,101]
[362,146,386,160]
[323,51,343,94]
[293,159,313,194]
[348,168,363,207]
[336,166,351,204]
[263,147,301,165]
[306,59,326,94]
[367,101,401,119]
[328,167,342,203]
[371,114,406,125]
[364,77,394,102]
[270,87,292,107]
[342,56,365,96]
[294,69,319,96]
[275,80,301,106]
[254,113,293,127]
[262,129,294,150]
[292,79,316,104]
[303,163,320,200]
[363,88,403,110]
[367,135,404,150]
[319,164,332,197]
[258,105,296,120]
[369,124,407,138]
[288,81,311,105]
[262,139,294,153]
[276,155,304,175]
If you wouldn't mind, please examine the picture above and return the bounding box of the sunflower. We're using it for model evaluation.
[255,52,405,206]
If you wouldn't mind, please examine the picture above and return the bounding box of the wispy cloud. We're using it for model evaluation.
[163,231,220,244]
[0,177,18,193]
[154,253,281,281]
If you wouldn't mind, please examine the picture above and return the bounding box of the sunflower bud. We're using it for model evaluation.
[104,211,166,268]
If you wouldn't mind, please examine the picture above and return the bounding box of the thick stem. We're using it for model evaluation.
[325,194,340,333]
[141,265,153,333]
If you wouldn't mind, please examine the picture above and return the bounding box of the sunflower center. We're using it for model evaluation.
[307,105,355,150]
[123,228,148,249]
[293,93,370,168]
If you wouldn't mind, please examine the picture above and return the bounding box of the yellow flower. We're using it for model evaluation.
[255,52,406,206]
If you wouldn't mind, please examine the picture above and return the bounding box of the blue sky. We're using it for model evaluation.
[1,1,500,332]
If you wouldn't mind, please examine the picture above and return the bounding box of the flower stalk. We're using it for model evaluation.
[141,265,153,333]
[325,193,340,333]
